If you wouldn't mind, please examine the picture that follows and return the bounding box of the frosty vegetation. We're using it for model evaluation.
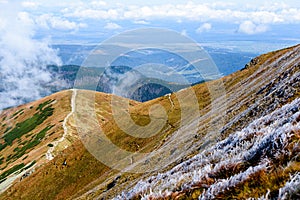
[278,173,300,200]
[116,97,300,199]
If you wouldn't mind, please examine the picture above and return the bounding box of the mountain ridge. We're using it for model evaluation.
[0,44,299,199]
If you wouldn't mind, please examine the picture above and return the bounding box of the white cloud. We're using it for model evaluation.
[104,22,121,30]
[90,1,107,7]
[62,1,300,25]
[238,20,268,34]
[66,8,120,20]
[181,29,188,36]
[18,12,35,28]
[249,11,283,24]
[36,14,87,31]
[50,17,86,30]
[133,20,149,25]
[0,2,62,109]
[22,1,39,9]
[196,23,212,33]
[0,18,5,29]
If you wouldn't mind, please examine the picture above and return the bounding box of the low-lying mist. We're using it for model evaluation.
[0,1,62,110]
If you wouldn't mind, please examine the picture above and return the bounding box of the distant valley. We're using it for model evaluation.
[45,45,257,102]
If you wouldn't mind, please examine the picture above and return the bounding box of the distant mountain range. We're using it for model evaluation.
[0,45,257,106]
[53,44,257,77]
[0,44,299,199]
[47,65,198,102]
[45,45,256,102]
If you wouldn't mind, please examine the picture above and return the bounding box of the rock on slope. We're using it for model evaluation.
[0,44,299,199]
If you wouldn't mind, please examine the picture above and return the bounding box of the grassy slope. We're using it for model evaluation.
[0,44,299,199]
[0,91,71,172]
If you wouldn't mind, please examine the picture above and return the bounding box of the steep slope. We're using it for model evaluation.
[0,91,73,192]
[0,44,299,199]
[84,45,300,200]
[118,97,300,199]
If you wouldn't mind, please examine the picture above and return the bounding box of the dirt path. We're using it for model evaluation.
[166,93,174,109]
[46,89,77,160]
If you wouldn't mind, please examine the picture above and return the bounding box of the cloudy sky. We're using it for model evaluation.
[0,0,300,109]
[1,0,299,45]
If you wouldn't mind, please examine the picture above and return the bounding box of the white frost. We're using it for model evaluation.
[116,97,300,199]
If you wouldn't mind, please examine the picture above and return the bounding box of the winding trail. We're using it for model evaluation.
[46,89,77,160]
[166,93,174,110]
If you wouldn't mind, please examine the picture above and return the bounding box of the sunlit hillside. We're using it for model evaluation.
[0,44,299,199]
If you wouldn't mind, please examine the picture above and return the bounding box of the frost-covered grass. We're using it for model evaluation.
[116,97,300,199]
[278,173,300,200]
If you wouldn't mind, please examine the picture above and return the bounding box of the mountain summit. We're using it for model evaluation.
[0,44,300,199]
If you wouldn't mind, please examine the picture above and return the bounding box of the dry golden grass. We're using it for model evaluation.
[0,91,71,172]
[0,44,299,199]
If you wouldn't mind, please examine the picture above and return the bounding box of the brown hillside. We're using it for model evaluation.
[0,44,299,199]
